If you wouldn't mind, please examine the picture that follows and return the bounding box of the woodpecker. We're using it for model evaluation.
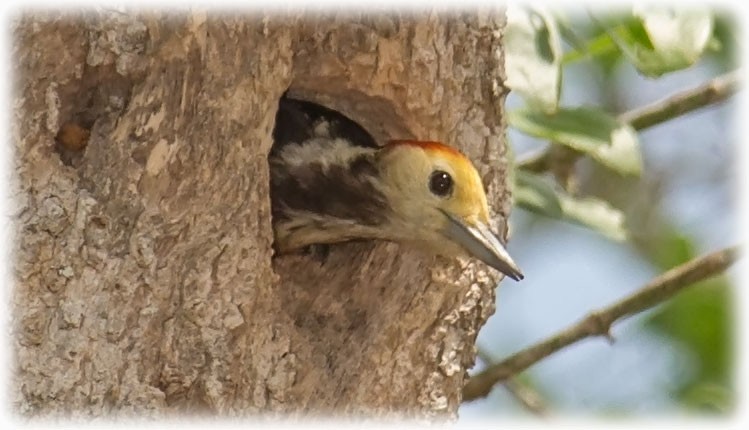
[270,96,524,281]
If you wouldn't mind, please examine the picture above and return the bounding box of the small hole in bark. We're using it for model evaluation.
[54,121,90,167]
[89,215,108,229]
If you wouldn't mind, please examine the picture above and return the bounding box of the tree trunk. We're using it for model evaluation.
[12,10,512,418]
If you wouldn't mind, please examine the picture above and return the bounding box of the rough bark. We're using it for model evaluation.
[12,10,511,419]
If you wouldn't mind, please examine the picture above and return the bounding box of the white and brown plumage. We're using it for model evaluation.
[270,96,523,281]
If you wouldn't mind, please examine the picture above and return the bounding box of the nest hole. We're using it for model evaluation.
[266,86,429,353]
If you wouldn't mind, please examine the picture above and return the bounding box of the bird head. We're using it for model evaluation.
[377,140,524,281]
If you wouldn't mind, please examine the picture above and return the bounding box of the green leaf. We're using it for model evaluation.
[606,7,713,77]
[514,171,628,241]
[505,5,562,113]
[649,230,695,269]
[514,170,563,218]
[558,13,627,74]
[706,12,739,71]
[561,31,620,65]
[508,107,643,176]
[680,381,734,413]
[557,194,628,241]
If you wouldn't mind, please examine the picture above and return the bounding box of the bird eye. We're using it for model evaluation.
[429,170,453,197]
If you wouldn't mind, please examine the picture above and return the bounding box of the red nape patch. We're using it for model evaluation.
[386,140,465,158]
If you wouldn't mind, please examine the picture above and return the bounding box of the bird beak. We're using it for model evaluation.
[440,210,524,281]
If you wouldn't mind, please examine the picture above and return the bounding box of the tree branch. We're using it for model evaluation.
[476,348,549,416]
[463,245,740,402]
[620,70,741,131]
[516,70,742,175]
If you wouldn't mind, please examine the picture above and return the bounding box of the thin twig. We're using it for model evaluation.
[463,246,740,402]
[476,348,549,416]
[620,70,741,131]
[516,70,742,174]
